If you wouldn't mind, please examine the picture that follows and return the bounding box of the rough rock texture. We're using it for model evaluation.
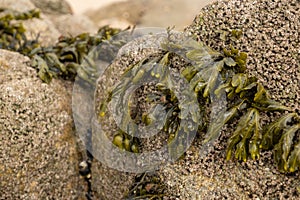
[88,0,300,199]
[0,50,86,199]
[157,0,300,199]
[91,162,135,200]
[185,0,300,113]
[30,0,73,15]
[1,0,299,199]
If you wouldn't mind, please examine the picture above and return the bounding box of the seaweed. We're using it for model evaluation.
[125,173,165,200]
[0,9,41,55]
[96,30,299,172]
[0,8,122,83]
[1,9,299,173]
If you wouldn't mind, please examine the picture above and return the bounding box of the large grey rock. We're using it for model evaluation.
[0,50,86,199]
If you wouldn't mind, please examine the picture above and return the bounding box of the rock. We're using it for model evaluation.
[0,0,36,12]
[22,15,61,46]
[185,0,300,112]
[86,0,300,199]
[84,0,146,29]
[30,0,73,15]
[0,50,86,199]
[91,162,135,199]
[158,0,300,199]
[49,14,98,36]
[0,0,61,47]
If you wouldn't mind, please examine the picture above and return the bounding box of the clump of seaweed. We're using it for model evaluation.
[0,8,121,83]
[0,9,40,54]
[1,9,299,173]
[97,30,300,173]
[30,26,121,83]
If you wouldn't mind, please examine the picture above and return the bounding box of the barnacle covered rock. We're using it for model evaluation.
[158,0,300,199]
[0,50,85,199]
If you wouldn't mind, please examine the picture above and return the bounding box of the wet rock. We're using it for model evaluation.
[0,50,86,199]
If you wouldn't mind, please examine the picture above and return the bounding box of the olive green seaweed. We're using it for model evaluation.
[99,30,299,173]
[0,9,299,174]
[0,8,122,83]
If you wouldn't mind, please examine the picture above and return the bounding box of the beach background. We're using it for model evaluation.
[65,0,215,30]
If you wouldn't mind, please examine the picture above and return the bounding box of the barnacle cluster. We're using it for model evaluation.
[97,30,300,173]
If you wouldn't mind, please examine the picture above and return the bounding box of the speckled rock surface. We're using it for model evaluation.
[0,50,85,199]
[185,0,299,113]
[88,0,300,199]
[91,162,135,200]
[158,0,300,199]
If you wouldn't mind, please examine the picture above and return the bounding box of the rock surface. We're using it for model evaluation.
[30,0,73,15]
[0,0,61,46]
[49,14,98,36]
[0,0,36,12]
[0,0,299,199]
[0,50,86,199]
[159,0,300,199]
